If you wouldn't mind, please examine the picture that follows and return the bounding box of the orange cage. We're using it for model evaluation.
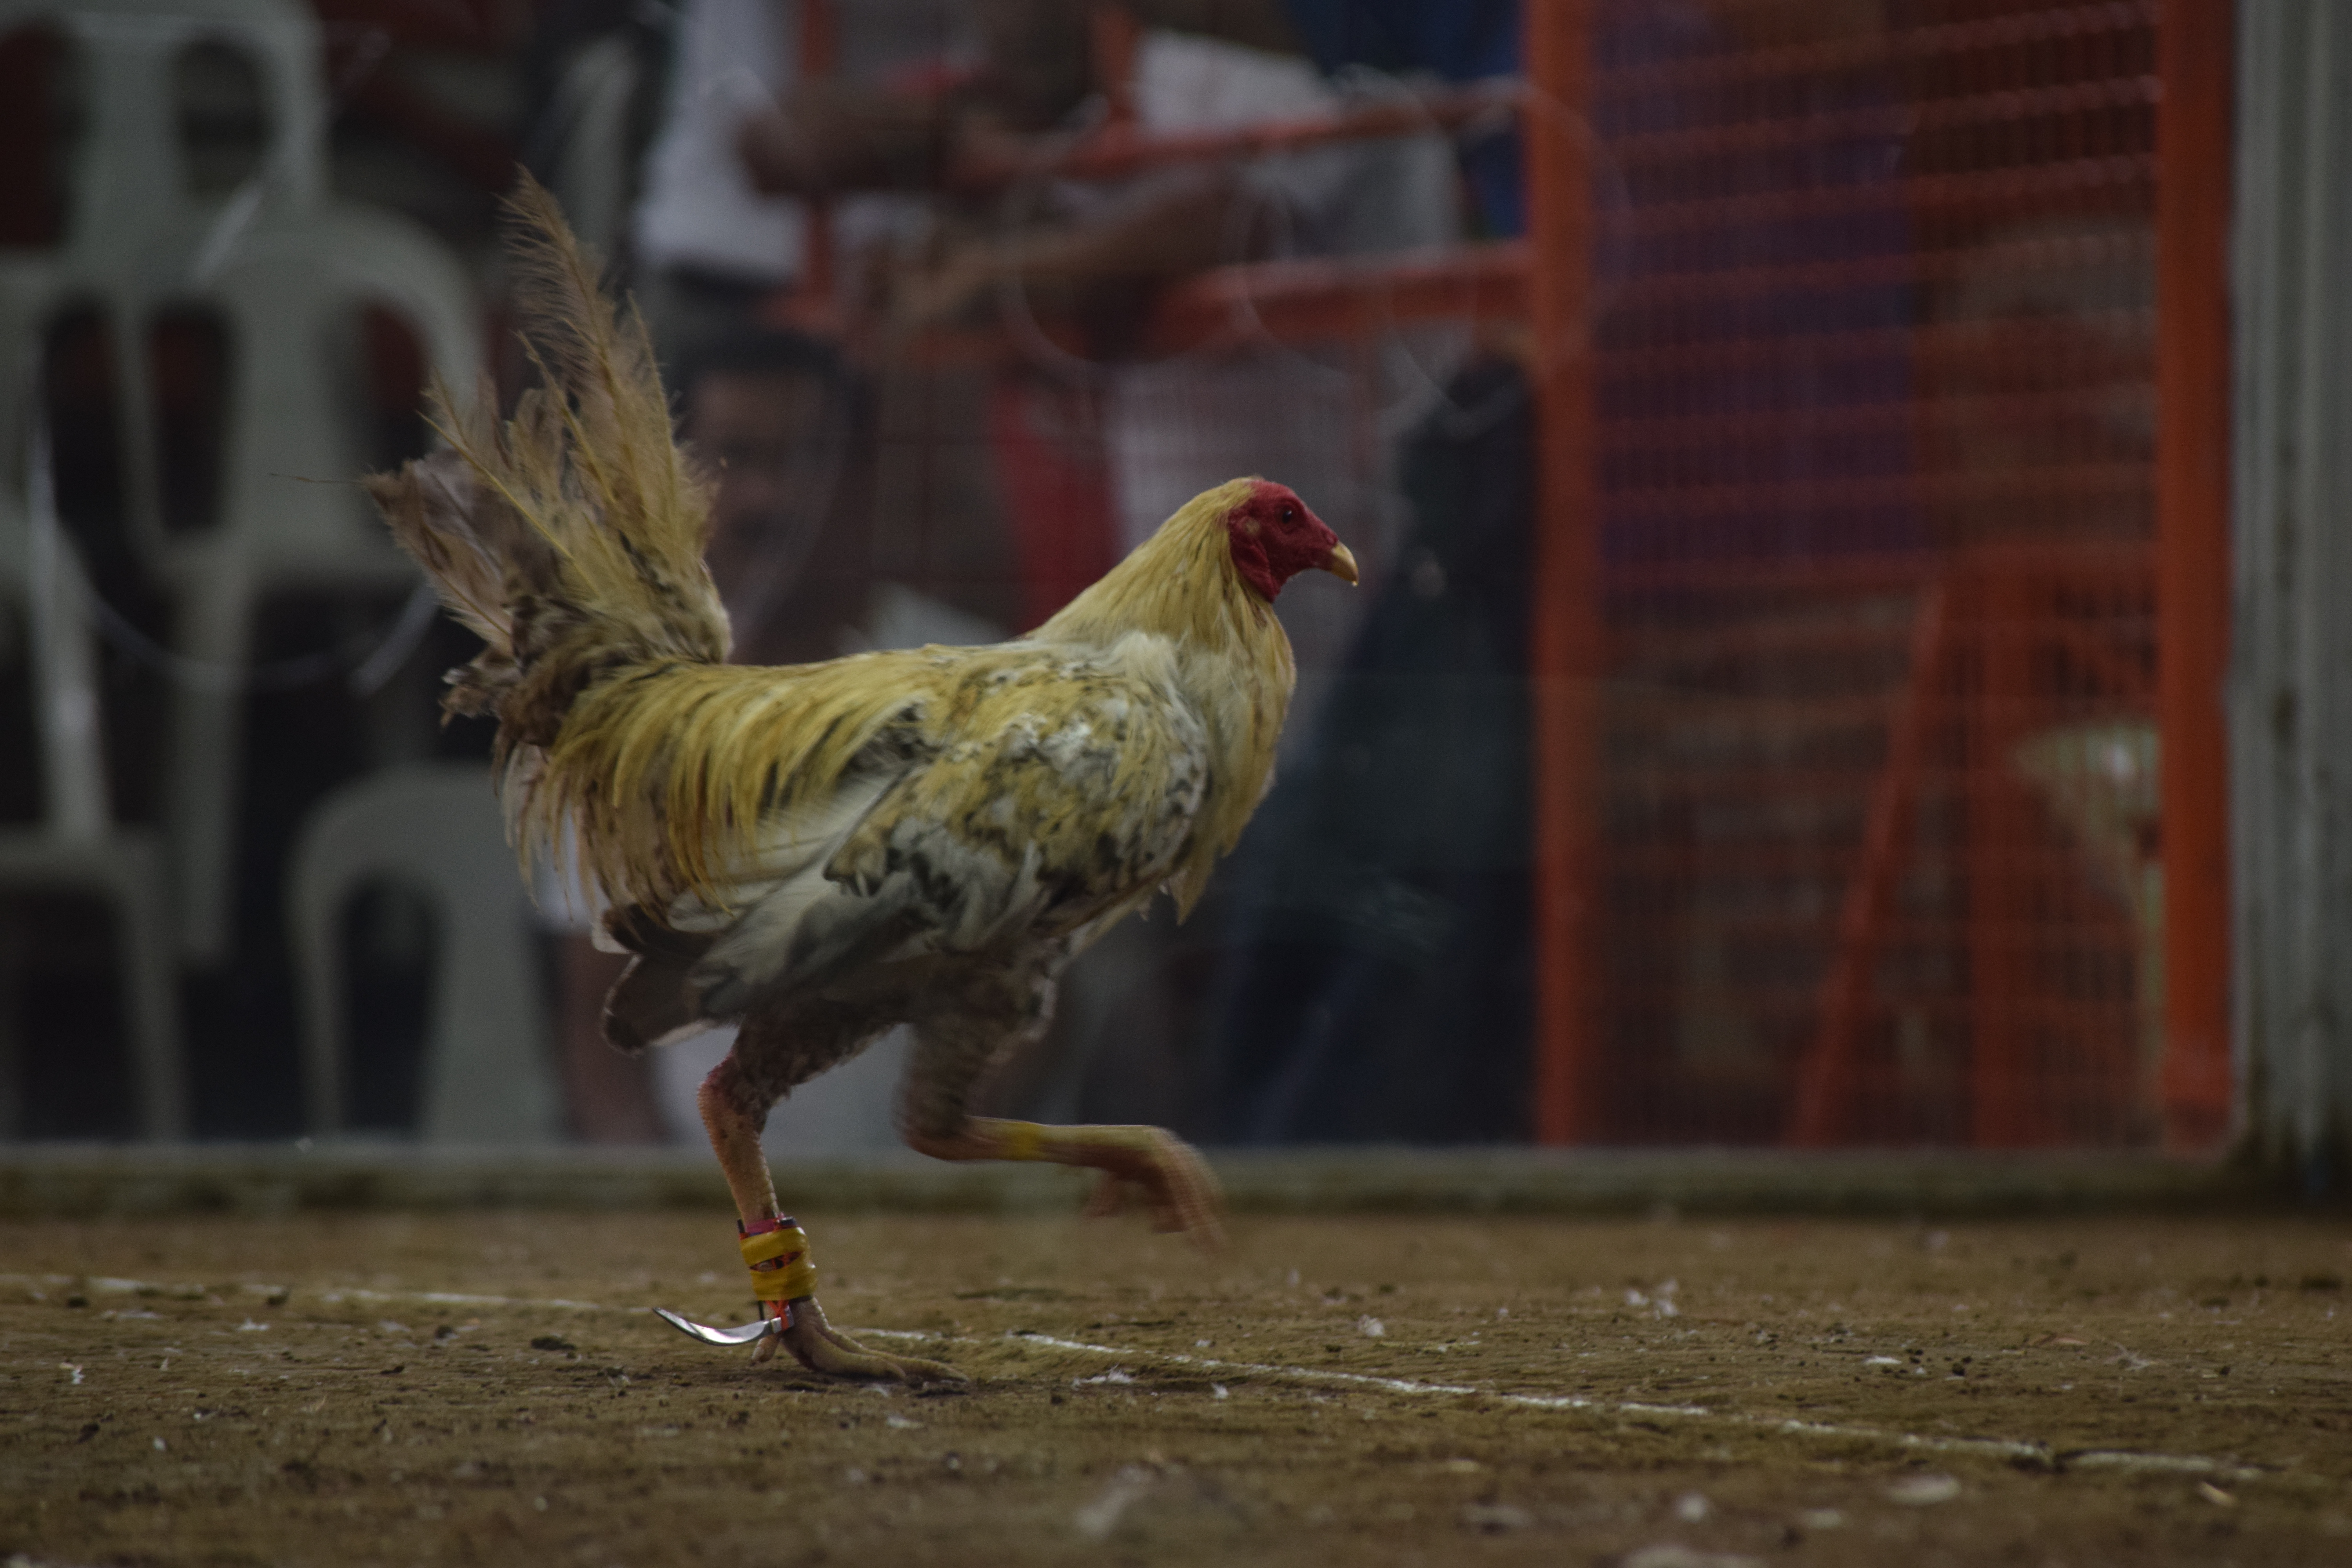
[813,0,2230,1151]
[1531,0,2230,1150]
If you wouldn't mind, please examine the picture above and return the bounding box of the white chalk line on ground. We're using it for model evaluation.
[875,1328,2276,1485]
[2,1273,618,1313]
[4,1272,2285,1485]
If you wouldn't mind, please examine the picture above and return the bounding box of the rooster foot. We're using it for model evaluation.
[760,1295,966,1384]
[1076,1128,1227,1252]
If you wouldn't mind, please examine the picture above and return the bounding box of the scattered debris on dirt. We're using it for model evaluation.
[2,1211,2349,1564]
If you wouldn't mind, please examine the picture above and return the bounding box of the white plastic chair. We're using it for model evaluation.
[0,394,185,1138]
[0,0,482,962]
[115,204,482,962]
[542,30,645,256]
[0,0,328,265]
[287,762,561,1145]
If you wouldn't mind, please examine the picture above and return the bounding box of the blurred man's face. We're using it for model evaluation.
[690,368,841,628]
[693,369,834,548]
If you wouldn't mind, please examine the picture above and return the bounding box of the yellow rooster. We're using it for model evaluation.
[367,180,1356,1382]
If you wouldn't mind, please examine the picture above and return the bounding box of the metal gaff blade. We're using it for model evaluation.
[653,1307,778,1346]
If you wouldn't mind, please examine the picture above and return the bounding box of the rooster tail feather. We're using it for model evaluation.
[493,175,721,649]
[362,431,529,720]
[371,175,728,740]
[366,173,731,902]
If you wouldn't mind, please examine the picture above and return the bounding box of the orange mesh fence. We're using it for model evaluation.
[1553,0,2216,1147]
[826,0,2222,1151]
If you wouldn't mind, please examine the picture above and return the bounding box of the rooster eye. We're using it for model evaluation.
[1280,505,1296,523]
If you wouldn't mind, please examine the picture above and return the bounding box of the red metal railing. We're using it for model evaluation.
[946,82,1521,193]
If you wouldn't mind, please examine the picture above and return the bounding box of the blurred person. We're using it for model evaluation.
[871,4,1462,722]
[1200,355,1534,1142]
[634,0,1033,637]
[521,0,674,260]
[671,330,1010,656]
[1280,0,1522,235]
[630,0,984,366]
[524,0,820,370]
[1182,0,1922,1144]
[734,1,1303,207]
[598,0,1516,663]
[630,0,938,356]
[679,329,860,662]
[630,0,808,361]
[864,0,1505,345]
[727,2,1477,658]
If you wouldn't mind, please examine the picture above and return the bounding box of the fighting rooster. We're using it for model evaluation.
[367,181,1356,1382]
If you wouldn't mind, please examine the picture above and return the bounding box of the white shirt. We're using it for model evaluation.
[1103,33,1463,752]
[634,0,807,282]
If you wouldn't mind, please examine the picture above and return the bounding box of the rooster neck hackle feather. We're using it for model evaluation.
[1034,479,1296,915]
[368,181,1299,922]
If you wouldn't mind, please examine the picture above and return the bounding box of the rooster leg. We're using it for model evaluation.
[696,1058,964,1383]
[898,998,1225,1250]
[904,1118,1227,1252]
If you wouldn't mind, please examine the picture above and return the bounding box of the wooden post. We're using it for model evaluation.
[2154,0,2234,1152]
[1526,0,1602,1144]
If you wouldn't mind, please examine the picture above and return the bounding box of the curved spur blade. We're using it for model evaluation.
[653,1307,777,1347]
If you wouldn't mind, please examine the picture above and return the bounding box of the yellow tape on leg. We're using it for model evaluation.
[740,1224,818,1302]
[995,1121,1047,1162]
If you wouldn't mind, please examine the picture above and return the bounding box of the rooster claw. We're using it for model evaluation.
[1079,1132,1227,1254]
[781,1295,967,1383]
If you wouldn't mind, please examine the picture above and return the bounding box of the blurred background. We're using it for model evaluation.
[0,0,2247,1160]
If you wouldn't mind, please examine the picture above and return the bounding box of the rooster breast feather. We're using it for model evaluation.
[614,632,1212,1029]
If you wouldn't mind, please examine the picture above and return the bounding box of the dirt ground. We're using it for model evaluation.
[2,1206,2348,1567]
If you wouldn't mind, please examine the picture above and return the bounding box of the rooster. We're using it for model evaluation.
[367,180,1356,1382]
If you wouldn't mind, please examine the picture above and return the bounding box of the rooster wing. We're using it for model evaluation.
[612,633,1209,1036]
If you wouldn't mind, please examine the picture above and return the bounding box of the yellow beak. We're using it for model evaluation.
[1325,543,1359,585]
